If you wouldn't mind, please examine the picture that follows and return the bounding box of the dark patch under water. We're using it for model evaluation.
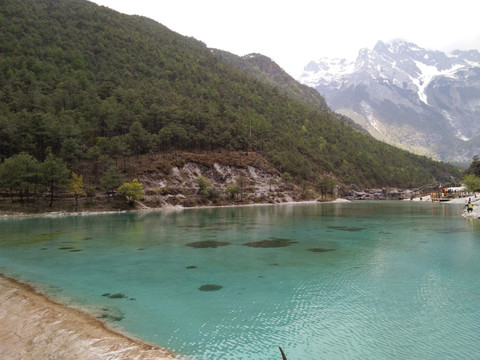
[308,248,335,253]
[186,240,231,248]
[69,249,82,252]
[186,265,197,269]
[58,246,74,250]
[199,284,223,291]
[327,226,365,232]
[103,293,126,299]
[244,238,297,248]
[180,224,210,229]
[98,306,124,322]
[436,228,470,234]
[102,292,136,301]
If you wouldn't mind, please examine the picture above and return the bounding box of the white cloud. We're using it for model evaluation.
[90,0,480,76]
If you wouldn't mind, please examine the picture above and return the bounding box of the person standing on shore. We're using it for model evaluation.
[465,198,474,213]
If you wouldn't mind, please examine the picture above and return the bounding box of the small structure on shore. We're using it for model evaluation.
[430,186,468,202]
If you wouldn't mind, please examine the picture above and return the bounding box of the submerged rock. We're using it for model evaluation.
[98,306,124,322]
[102,293,127,299]
[199,284,223,291]
[327,226,365,232]
[244,238,297,248]
[186,240,230,248]
[109,293,126,299]
[307,248,335,253]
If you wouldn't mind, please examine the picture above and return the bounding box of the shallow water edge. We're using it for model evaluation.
[0,199,334,220]
[0,274,189,360]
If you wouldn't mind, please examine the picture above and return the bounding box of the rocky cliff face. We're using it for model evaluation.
[133,152,302,208]
[299,40,480,163]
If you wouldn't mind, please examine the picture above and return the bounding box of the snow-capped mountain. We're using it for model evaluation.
[299,40,480,163]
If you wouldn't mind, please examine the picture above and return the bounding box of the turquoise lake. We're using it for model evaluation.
[1,201,480,359]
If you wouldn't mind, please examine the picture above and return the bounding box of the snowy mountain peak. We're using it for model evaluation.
[375,39,424,56]
[298,40,480,162]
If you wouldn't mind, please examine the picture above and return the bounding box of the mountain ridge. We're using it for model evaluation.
[299,40,480,163]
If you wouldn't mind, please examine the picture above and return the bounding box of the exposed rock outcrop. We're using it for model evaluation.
[132,152,301,208]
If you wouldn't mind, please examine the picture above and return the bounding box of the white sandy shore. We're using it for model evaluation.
[0,275,188,360]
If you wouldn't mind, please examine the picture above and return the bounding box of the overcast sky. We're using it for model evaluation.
[90,0,480,77]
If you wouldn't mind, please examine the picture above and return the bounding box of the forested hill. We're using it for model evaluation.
[211,50,330,113]
[0,0,459,191]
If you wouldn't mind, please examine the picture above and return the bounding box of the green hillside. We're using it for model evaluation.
[211,50,332,112]
[0,0,460,198]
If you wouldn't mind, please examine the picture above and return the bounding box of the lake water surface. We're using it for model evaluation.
[1,201,480,359]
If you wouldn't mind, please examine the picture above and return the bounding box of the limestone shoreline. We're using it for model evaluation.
[0,274,188,360]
